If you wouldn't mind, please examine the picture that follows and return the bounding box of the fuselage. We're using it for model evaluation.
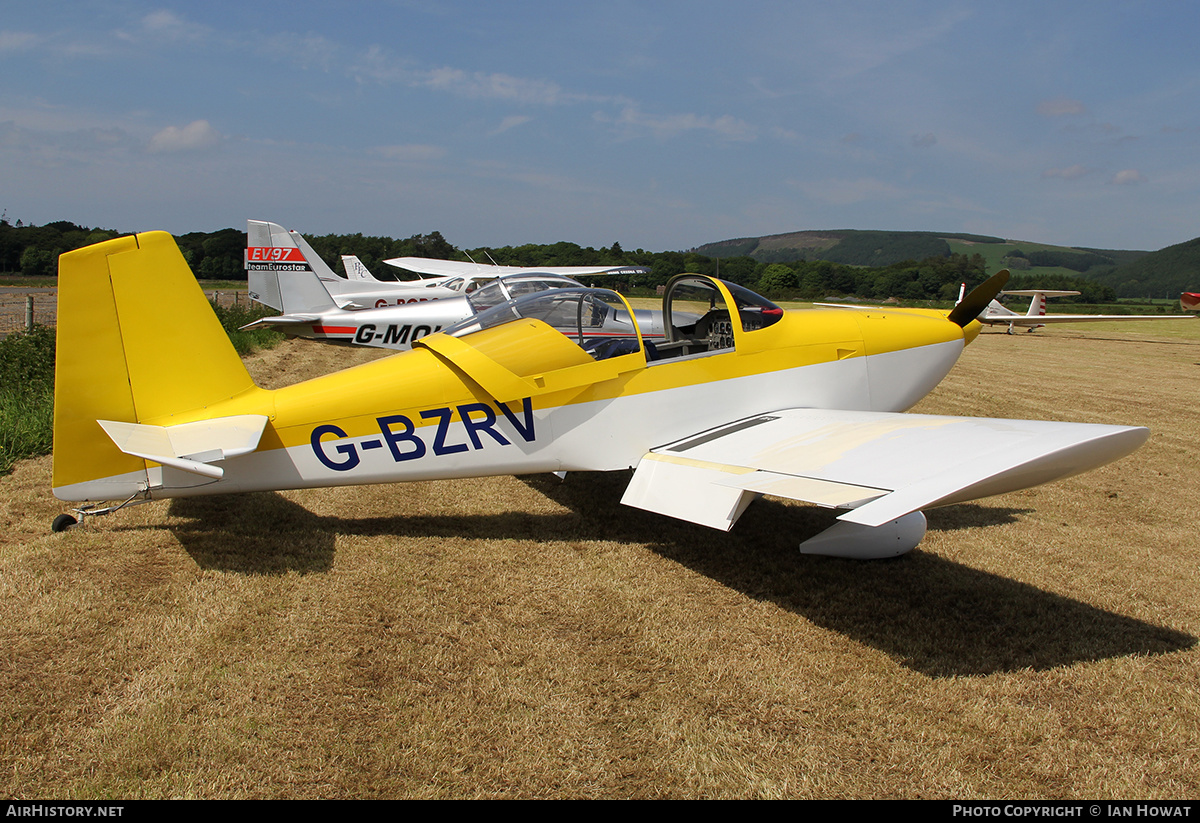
[55,304,970,502]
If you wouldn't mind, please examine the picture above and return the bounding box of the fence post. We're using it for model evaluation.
[25,296,33,331]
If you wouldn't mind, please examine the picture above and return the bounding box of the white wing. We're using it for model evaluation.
[622,408,1147,531]
[384,257,648,278]
[982,313,1196,325]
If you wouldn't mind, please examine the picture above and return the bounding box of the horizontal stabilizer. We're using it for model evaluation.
[1001,290,1081,298]
[240,314,321,330]
[98,415,269,479]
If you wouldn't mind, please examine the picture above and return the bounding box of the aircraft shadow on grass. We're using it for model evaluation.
[159,475,1194,679]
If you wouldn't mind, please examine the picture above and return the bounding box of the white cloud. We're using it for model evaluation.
[257,31,340,72]
[911,133,937,148]
[0,31,39,52]
[1042,164,1090,180]
[1111,169,1145,185]
[421,67,567,105]
[114,10,210,46]
[0,120,139,167]
[491,115,532,135]
[613,107,756,141]
[140,10,206,41]
[349,46,581,106]
[1037,97,1087,117]
[148,120,222,153]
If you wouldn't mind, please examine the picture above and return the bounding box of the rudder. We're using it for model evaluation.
[53,232,256,497]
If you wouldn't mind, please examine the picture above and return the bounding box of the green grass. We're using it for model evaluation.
[208,299,286,356]
[0,303,284,476]
[0,326,55,475]
[0,276,58,287]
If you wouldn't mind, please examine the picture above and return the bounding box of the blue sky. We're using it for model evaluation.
[2,1,1198,252]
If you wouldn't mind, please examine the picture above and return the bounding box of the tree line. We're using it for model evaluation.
[0,218,1115,303]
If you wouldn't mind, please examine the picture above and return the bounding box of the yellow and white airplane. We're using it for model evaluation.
[51,232,1148,558]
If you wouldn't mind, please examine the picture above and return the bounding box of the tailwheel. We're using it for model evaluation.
[50,492,153,533]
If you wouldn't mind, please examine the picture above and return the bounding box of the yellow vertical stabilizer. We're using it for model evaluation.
[53,232,257,493]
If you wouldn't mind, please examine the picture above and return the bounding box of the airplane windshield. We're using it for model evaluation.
[657,276,784,360]
[725,281,785,332]
[445,287,641,359]
[465,275,581,313]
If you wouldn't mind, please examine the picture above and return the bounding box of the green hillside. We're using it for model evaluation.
[1087,237,1200,298]
[698,229,1161,286]
[699,229,1005,266]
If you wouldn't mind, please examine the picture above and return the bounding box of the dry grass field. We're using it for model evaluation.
[1,319,1197,798]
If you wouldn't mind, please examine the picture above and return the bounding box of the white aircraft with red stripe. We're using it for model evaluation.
[247,221,464,310]
[247,220,647,311]
[245,225,679,351]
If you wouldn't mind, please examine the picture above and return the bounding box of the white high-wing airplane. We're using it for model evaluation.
[244,266,575,349]
[247,220,650,311]
[52,233,1148,560]
[974,287,1195,333]
[247,229,680,351]
[342,254,506,296]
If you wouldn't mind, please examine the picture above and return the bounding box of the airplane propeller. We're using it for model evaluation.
[947,269,1010,328]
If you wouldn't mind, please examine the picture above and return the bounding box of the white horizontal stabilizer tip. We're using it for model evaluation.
[97,415,269,479]
[239,314,321,330]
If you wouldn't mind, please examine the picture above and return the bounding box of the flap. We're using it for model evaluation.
[620,454,758,531]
